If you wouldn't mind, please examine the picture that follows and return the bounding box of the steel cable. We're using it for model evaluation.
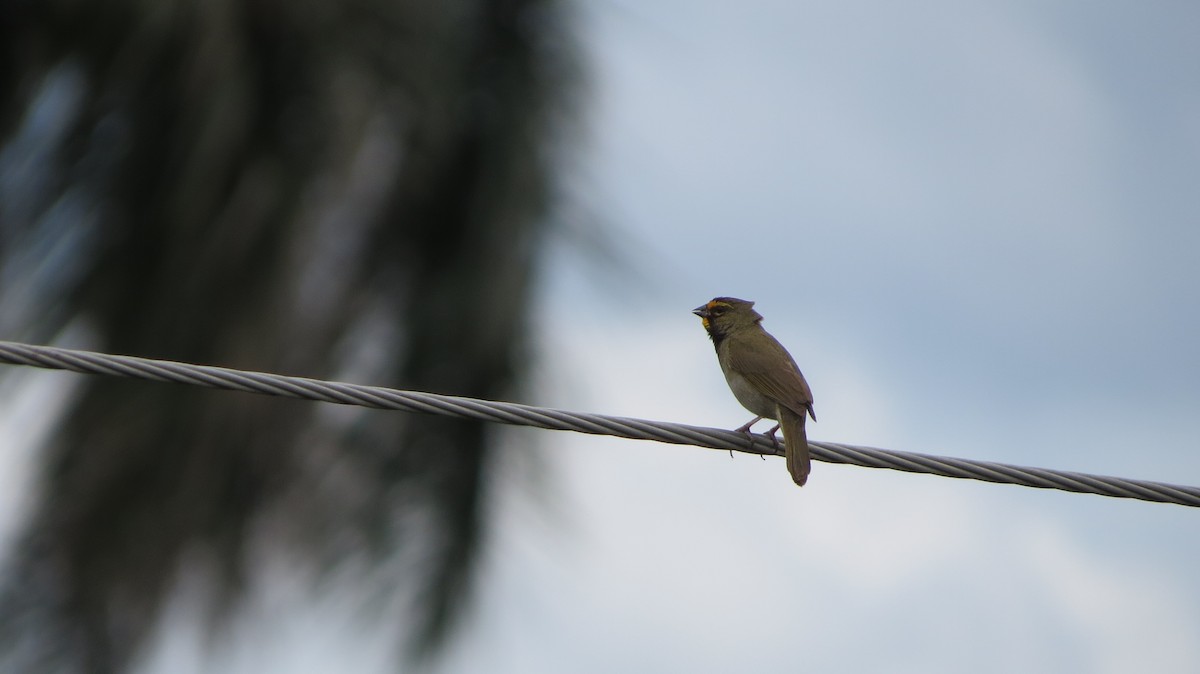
[1,340,1197,508]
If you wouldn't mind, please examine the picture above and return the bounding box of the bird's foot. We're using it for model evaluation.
[758,423,781,460]
[734,416,764,434]
[764,423,781,448]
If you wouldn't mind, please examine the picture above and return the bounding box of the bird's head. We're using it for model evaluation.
[692,297,762,340]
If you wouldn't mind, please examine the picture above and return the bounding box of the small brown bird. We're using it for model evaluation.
[693,297,816,486]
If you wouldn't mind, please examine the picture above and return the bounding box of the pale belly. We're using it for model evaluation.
[722,368,778,420]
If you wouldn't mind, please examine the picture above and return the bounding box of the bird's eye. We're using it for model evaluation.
[710,306,725,315]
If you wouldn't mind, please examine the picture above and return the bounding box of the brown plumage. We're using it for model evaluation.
[693,297,816,486]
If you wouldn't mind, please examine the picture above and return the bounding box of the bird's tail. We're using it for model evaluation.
[779,406,810,486]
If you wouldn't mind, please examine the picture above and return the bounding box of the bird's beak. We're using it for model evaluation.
[692,305,709,318]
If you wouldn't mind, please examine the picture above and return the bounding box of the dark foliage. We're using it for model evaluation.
[0,0,576,670]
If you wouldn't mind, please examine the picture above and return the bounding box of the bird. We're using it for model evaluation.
[693,297,816,486]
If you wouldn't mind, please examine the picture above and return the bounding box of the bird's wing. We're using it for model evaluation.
[727,331,816,421]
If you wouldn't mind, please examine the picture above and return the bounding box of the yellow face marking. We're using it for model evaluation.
[700,300,732,331]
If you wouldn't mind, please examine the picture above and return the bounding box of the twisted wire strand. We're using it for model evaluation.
[1,340,1197,508]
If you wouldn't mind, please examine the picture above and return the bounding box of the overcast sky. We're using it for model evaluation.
[456,1,1200,672]
[119,0,1200,671]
